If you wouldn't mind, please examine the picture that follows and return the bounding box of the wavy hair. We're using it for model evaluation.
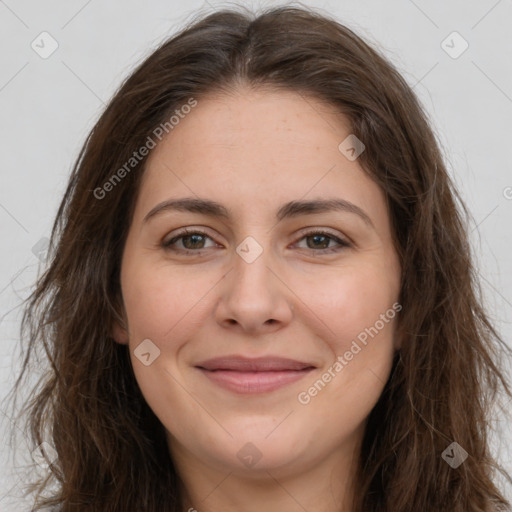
[8,4,512,511]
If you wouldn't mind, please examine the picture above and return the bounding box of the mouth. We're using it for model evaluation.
[194,356,316,394]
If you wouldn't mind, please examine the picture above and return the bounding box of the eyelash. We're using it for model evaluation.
[162,228,351,255]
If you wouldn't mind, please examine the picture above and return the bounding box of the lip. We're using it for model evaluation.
[195,356,316,394]
[195,356,315,372]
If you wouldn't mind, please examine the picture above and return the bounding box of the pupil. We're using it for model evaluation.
[184,234,204,249]
[309,235,328,249]
[181,234,331,250]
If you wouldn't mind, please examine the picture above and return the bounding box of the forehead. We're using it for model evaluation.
[135,87,388,227]
[152,88,350,163]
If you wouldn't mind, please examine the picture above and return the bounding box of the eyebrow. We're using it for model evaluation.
[143,197,374,228]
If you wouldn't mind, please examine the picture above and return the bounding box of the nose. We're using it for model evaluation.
[215,239,294,334]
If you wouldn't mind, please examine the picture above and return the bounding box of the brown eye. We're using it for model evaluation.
[295,231,351,253]
[162,229,351,255]
[162,229,216,253]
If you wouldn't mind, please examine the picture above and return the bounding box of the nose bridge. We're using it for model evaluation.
[231,234,276,302]
[215,233,292,331]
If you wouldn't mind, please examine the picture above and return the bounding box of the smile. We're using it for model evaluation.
[197,368,316,394]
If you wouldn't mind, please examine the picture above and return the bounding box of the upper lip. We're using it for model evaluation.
[195,356,316,372]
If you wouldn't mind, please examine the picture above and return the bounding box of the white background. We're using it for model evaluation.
[1,0,511,509]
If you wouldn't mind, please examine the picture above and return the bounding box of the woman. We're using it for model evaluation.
[10,4,511,511]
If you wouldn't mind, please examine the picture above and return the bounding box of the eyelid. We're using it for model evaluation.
[292,229,352,252]
[162,226,352,253]
[162,227,220,249]
[294,226,352,244]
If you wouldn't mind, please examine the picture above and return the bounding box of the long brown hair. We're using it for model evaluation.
[8,4,511,511]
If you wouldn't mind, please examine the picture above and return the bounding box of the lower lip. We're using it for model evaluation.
[197,368,315,394]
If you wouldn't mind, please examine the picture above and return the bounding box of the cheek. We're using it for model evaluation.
[121,263,213,441]
[293,260,400,348]
[293,263,399,406]
[121,262,215,344]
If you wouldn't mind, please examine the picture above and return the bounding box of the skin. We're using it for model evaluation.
[113,86,402,512]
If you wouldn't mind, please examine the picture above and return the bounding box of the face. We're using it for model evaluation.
[114,87,401,481]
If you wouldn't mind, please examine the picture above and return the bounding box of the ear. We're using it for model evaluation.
[393,328,404,351]
[111,320,129,345]
[111,294,129,345]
